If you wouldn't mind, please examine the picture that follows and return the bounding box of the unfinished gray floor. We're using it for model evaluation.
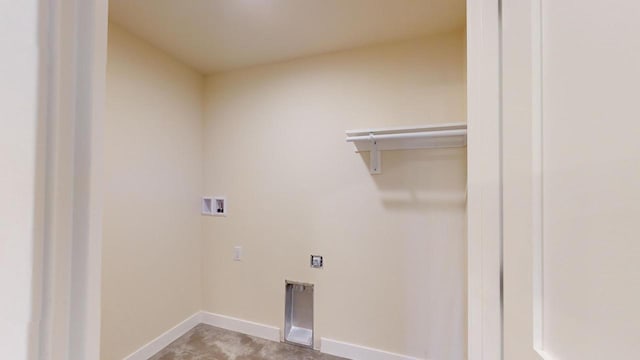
[149,324,348,360]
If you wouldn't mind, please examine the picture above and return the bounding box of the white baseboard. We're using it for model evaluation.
[200,311,281,342]
[123,311,421,360]
[123,312,202,360]
[321,338,423,360]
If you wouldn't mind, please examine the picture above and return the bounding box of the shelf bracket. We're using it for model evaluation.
[369,133,381,174]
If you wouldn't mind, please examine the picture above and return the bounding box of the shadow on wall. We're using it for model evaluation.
[354,146,468,360]
[358,147,467,211]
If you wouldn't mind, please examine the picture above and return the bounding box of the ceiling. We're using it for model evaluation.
[109,0,466,74]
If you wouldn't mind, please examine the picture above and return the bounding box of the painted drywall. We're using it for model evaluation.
[101,23,204,360]
[202,30,467,359]
[0,0,41,358]
[538,2,640,358]
[109,0,465,73]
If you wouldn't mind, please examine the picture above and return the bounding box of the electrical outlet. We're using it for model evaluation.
[233,246,242,261]
[310,255,323,268]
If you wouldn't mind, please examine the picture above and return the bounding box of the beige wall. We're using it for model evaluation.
[202,30,467,359]
[0,0,41,358]
[101,24,204,360]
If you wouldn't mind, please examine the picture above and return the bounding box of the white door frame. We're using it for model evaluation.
[466,0,504,359]
[34,0,504,359]
[35,0,108,359]
[530,1,549,358]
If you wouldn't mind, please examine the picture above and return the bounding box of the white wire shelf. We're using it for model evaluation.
[345,123,467,174]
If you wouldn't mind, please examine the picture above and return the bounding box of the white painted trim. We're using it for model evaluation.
[123,312,202,360]
[37,0,108,359]
[530,2,553,360]
[530,0,553,360]
[68,1,108,359]
[531,0,545,355]
[535,349,555,360]
[200,312,281,342]
[466,0,503,359]
[321,338,423,360]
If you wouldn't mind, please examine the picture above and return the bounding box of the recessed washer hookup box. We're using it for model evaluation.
[284,281,314,348]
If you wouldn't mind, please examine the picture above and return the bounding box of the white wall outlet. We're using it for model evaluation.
[202,197,213,215]
[233,246,242,261]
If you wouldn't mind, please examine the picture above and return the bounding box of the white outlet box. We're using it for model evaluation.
[213,196,226,216]
[233,246,242,261]
[310,255,323,268]
[202,196,227,216]
[202,197,213,215]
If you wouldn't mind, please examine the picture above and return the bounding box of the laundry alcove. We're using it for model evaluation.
[102,1,468,359]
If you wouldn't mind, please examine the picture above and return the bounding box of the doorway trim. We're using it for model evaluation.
[530,0,551,359]
[37,0,505,359]
[36,0,108,359]
[466,0,504,359]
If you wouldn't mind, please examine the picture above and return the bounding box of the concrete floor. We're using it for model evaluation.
[149,324,348,360]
